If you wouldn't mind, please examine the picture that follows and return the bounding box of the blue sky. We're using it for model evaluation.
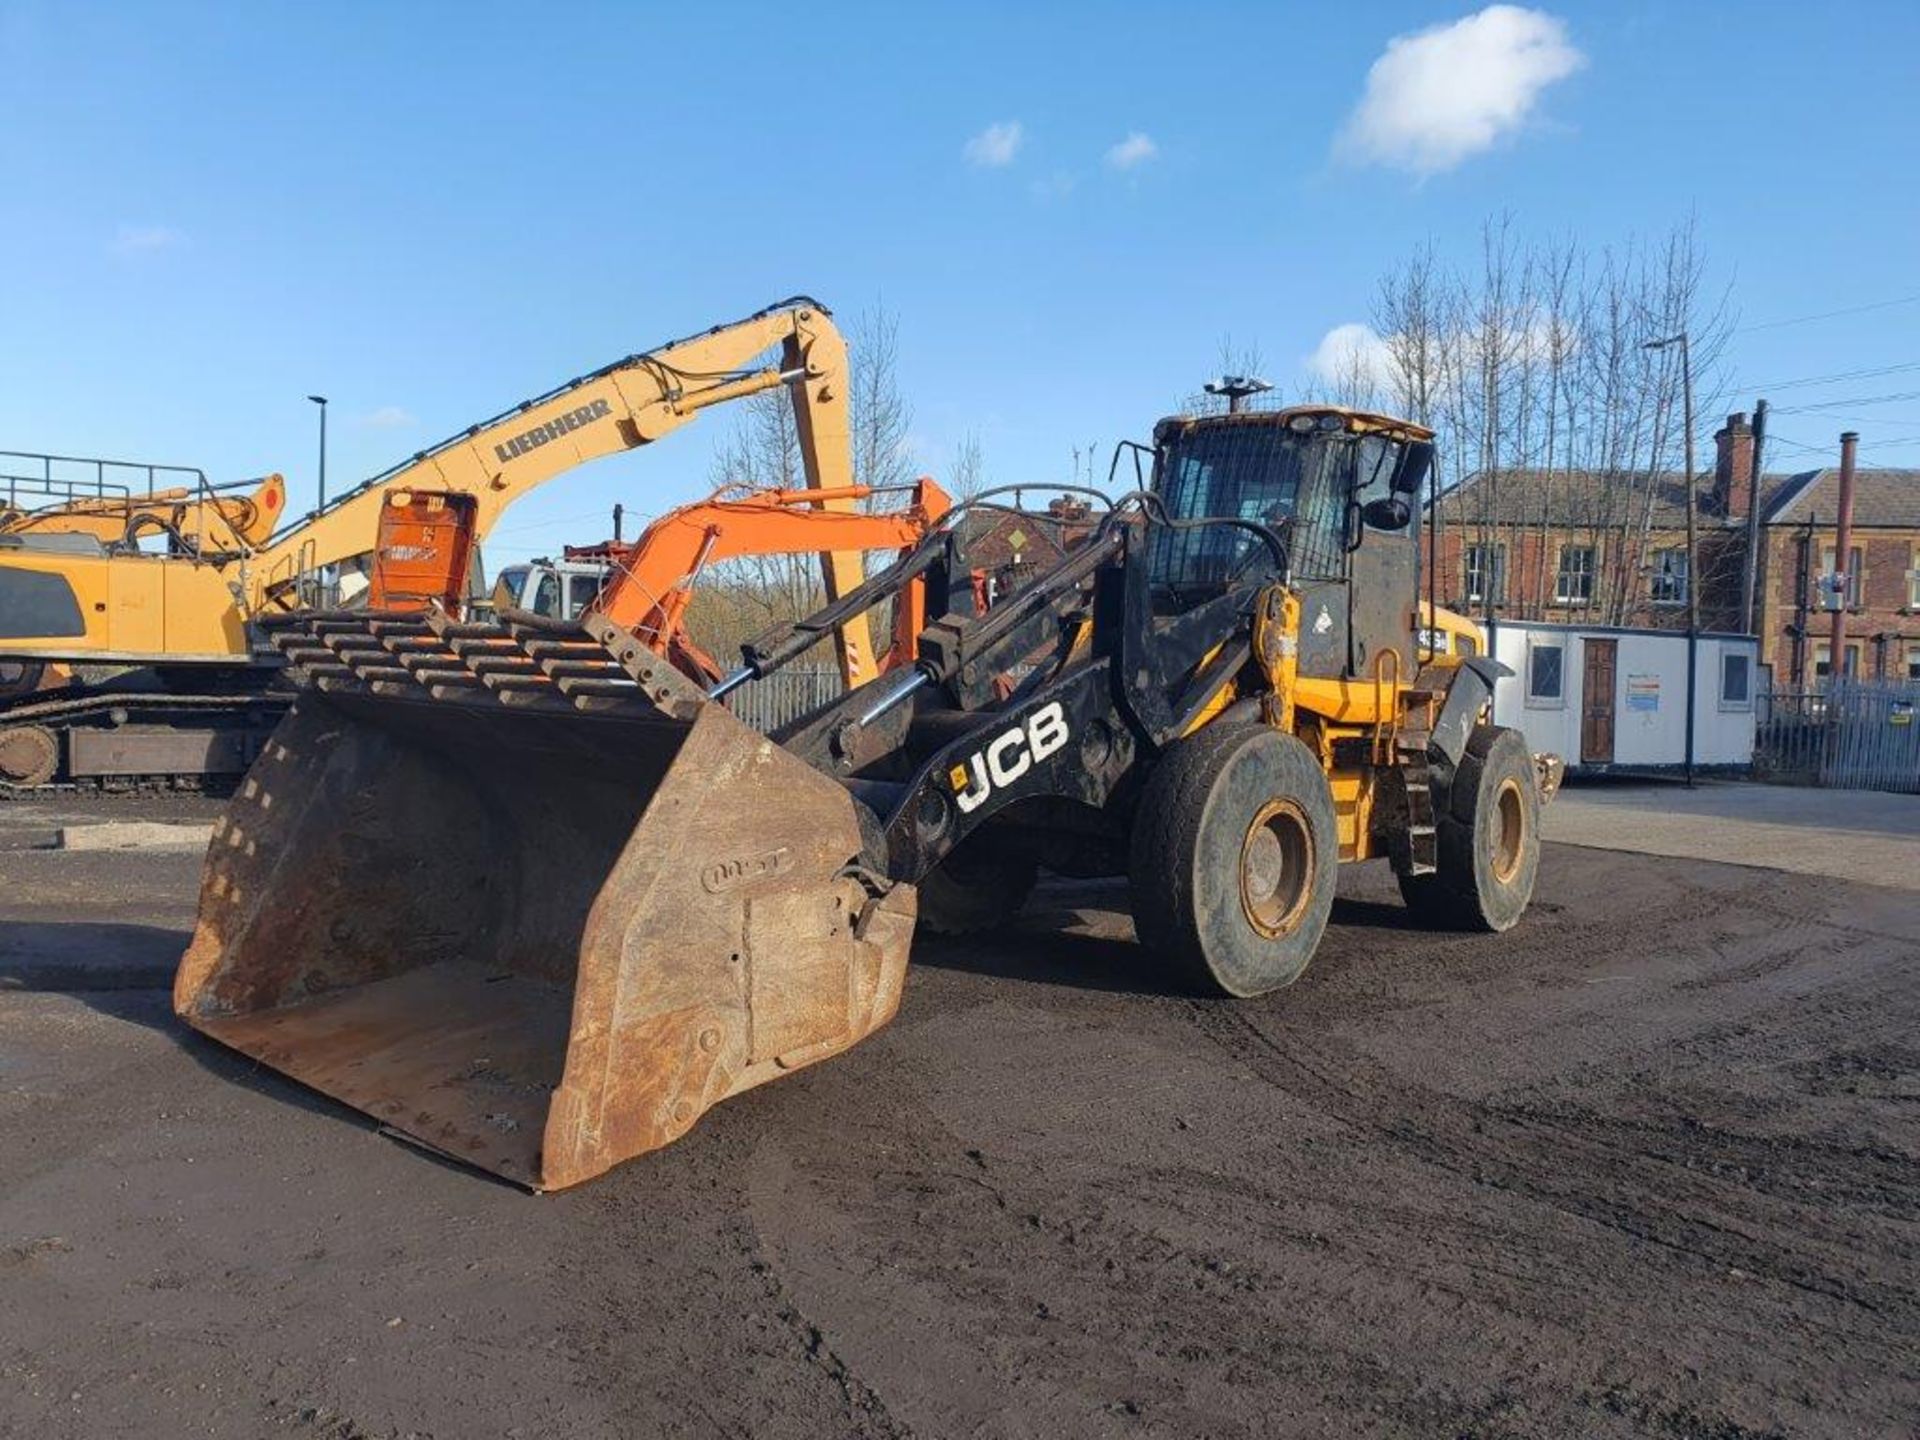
[3,2,1917,566]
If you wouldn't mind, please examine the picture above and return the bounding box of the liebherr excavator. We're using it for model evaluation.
[0,299,878,789]
[176,398,1558,1191]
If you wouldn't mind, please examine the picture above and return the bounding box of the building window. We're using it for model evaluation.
[1554,545,1595,605]
[1720,652,1752,710]
[1907,546,1920,609]
[1814,642,1860,682]
[1526,641,1565,707]
[1820,545,1864,609]
[1464,543,1507,604]
[1908,643,1920,681]
[1650,547,1688,606]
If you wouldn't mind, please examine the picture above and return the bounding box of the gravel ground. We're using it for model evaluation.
[0,795,1916,1439]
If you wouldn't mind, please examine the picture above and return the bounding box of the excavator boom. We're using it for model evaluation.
[589,478,952,684]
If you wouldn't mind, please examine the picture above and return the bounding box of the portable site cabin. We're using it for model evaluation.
[1480,620,1760,777]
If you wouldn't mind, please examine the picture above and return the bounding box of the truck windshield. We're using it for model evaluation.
[1149,423,1350,593]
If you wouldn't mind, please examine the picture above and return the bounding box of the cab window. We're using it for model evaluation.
[530,570,561,617]
[566,573,602,618]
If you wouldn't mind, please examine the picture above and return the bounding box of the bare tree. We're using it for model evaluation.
[950,430,986,500]
[688,303,923,664]
[1371,216,1732,627]
[849,306,914,496]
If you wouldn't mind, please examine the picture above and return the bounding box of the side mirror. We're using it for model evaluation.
[1362,497,1413,531]
[1389,440,1434,496]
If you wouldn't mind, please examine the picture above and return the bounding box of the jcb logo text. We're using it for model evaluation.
[950,702,1070,815]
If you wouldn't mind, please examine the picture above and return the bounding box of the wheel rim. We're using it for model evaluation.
[1491,777,1526,884]
[1239,799,1314,938]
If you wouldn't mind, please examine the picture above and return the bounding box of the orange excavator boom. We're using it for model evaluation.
[585,477,952,684]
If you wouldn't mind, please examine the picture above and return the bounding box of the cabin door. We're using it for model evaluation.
[1581,638,1617,765]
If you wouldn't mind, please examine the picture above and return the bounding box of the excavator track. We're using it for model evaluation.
[0,686,291,796]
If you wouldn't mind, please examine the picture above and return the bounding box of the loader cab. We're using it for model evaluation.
[1146,406,1433,679]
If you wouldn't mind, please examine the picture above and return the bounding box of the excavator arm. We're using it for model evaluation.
[0,473,287,550]
[591,478,952,686]
[252,297,875,676]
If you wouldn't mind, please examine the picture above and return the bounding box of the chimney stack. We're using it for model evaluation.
[1713,412,1754,517]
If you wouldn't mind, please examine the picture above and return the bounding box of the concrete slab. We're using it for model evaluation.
[54,821,213,853]
[1544,779,1920,890]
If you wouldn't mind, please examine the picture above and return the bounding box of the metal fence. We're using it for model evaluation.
[1756,681,1920,793]
[722,666,844,734]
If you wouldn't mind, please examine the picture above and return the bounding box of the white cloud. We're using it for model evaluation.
[113,224,184,254]
[963,120,1024,168]
[358,405,417,430]
[1104,132,1158,171]
[1307,323,1402,395]
[1337,6,1584,176]
[1306,313,1566,402]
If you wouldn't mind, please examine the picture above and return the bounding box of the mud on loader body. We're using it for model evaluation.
[177,404,1555,1190]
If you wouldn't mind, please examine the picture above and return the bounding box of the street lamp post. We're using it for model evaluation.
[307,395,329,512]
[1644,332,1697,787]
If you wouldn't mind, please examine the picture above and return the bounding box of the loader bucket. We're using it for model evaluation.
[173,614,914,1191]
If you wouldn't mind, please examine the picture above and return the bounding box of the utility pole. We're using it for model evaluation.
[306,395,329,512]
[1828,431,1860,684]
[1645,332,1698,786]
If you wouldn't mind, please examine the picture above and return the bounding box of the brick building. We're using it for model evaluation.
[1429,415,1920,687]
[1753,464,1920,686]
[961,495,1094,601]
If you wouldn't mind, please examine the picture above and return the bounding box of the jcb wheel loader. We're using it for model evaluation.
[175,401,1557,1190]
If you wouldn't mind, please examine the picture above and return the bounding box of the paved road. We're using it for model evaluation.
[1545,780,1919,889]
[2,797,1915,1439]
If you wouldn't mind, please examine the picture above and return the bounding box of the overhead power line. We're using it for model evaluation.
[1736,293,1920,334]
[1744,359,1920,391]
[1774,389,1920,415]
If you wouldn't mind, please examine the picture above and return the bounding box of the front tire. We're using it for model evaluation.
[1399,724,1540,932]
[1129,724,1338,997]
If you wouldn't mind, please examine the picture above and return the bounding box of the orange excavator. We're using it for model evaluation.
[574,479,951,683]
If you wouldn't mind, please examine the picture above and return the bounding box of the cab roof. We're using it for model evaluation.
[1157,403,1436,445]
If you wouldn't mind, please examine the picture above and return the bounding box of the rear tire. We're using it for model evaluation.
[1398,724,1540,932]
[1130,724,1337,998]
[917,840,1038,936]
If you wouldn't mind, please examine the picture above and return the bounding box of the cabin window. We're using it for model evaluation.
[1526,640,1565,707]
[567,573,602,618]
[1720,652,1751,710]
